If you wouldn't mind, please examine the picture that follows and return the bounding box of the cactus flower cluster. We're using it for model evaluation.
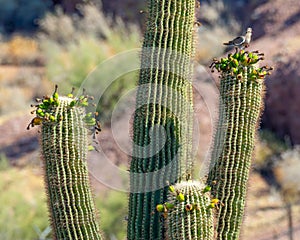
[27,85,99,131]
[210,50,273,82]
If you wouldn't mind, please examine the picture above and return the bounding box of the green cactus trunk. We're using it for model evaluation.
[127,0,196,239]
[165,181,214,240]
[207,50,272,239]
[39,95,102,239]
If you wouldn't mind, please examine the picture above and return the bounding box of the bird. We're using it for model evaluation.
[223,27,252,49]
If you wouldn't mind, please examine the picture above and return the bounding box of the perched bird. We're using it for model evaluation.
[223,27,252,49]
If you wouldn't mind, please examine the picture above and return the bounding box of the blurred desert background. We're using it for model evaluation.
[0,0,300,239]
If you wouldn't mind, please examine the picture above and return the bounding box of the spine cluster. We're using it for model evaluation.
[207,50,272,239]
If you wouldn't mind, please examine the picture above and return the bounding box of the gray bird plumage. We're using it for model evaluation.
[223,28,252,49]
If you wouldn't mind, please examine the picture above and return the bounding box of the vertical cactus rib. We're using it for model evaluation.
[207,50,273,239]
[28,88,102,239]
[128,0,196,239]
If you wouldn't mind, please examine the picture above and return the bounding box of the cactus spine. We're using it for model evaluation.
[208,50,272,239]
[127,0,196,239]
[29,87,102,239]
[162,181,214,240]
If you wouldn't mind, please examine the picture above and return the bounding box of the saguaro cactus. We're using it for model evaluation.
[156,181,214,240]
[127,0,197,239]
[207,50,273,239]
[28,86,102,239]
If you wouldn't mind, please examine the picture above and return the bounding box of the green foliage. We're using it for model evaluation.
[42,34,139,94]
[0,166,130,240]
[96,191,127,239]
[0,168,49,240]
[255,130,288,168]
[207,49,272,239]
[274,147,300,203]
[40,4,140,123]
[0,153,9,171]
[260,130,289,154]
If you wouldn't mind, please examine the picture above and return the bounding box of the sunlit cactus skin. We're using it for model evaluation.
[207,50,272,239]
[127,0,197,239]
[29,87,102,239]
[160,181,214,240]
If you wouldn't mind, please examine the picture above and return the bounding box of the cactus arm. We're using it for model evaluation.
[29,88,102,239]
[207,50,272,239]
[160,181,214,240]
